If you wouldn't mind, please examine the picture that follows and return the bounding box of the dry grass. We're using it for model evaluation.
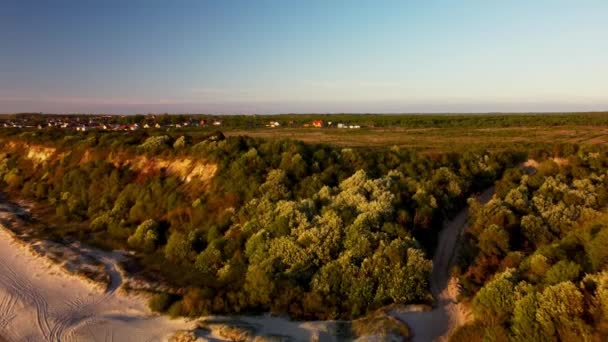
[224,125,608,152]
[351,312,412,340]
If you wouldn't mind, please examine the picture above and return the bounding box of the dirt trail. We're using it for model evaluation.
[394,187,494,342]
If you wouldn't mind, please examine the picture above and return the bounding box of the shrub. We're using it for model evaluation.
[173,135,192,149]
[472,269,515,324]
[148,292,174,313]
[128,219,160,252]
[139,135,173,151]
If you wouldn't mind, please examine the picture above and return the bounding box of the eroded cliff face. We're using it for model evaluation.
[2,139,218,185]
[4,140,58,164]
[113,155,218,184]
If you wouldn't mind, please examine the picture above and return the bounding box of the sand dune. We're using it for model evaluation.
[0,221,193,342]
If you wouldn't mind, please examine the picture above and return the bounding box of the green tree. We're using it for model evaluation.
[164,232,191,263]
[478,225,510,257]
[544,260,581,285]
[127,219,160,252]
[472,269,515,324]
[536,282,590,341]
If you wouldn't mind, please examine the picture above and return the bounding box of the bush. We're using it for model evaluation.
[128,219,160,252]
[449,321,486,342]
[148,292,174,313]
[173,135,192,149]
[139,135,173,151]
[351,312,411,339]
[167,300,184,318]
[472,270,515,324]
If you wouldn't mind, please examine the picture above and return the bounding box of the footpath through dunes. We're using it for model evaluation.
[0,200,193,342]
[393,187,495,342]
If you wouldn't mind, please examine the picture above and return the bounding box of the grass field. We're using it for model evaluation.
[222,125,608,152]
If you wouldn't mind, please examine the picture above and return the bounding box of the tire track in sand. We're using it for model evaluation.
[49,256,123,341]
[0,260,52,341]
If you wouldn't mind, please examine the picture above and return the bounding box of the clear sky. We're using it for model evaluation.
[1,0,607,114]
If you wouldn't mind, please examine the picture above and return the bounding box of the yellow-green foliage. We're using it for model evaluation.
[459,149,608,340]
[0,130,521,320]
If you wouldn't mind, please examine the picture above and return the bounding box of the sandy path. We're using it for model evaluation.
[0,202,193,342]
[394,187,494,342]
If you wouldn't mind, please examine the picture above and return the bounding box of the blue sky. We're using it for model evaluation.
[1,0,607,113]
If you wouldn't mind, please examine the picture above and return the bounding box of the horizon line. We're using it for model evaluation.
[2,110,608,116]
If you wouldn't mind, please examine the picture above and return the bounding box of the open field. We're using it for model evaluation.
[3,112,608,152]
[223,125,608,152]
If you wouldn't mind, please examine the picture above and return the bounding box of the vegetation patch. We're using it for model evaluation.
[454,149,608,341]
[0,129,520,319]
[352,312,411,340]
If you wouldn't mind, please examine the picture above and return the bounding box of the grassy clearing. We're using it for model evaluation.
[220,125,608,152]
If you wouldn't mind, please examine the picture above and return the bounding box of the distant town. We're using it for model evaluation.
[0,113,362,131]
[2,112,608,133]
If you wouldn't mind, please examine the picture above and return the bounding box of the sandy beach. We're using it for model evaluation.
[0,202,194,342]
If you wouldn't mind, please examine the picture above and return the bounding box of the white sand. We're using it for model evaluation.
[0,226,194,342]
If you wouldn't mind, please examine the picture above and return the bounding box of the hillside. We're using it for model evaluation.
[0,129,520,321]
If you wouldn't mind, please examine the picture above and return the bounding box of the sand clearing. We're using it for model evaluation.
[0,211,193,341]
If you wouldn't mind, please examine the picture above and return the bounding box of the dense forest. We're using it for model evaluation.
[3,126,608,340]
[0,129,519,320]
[452,145,608,341]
